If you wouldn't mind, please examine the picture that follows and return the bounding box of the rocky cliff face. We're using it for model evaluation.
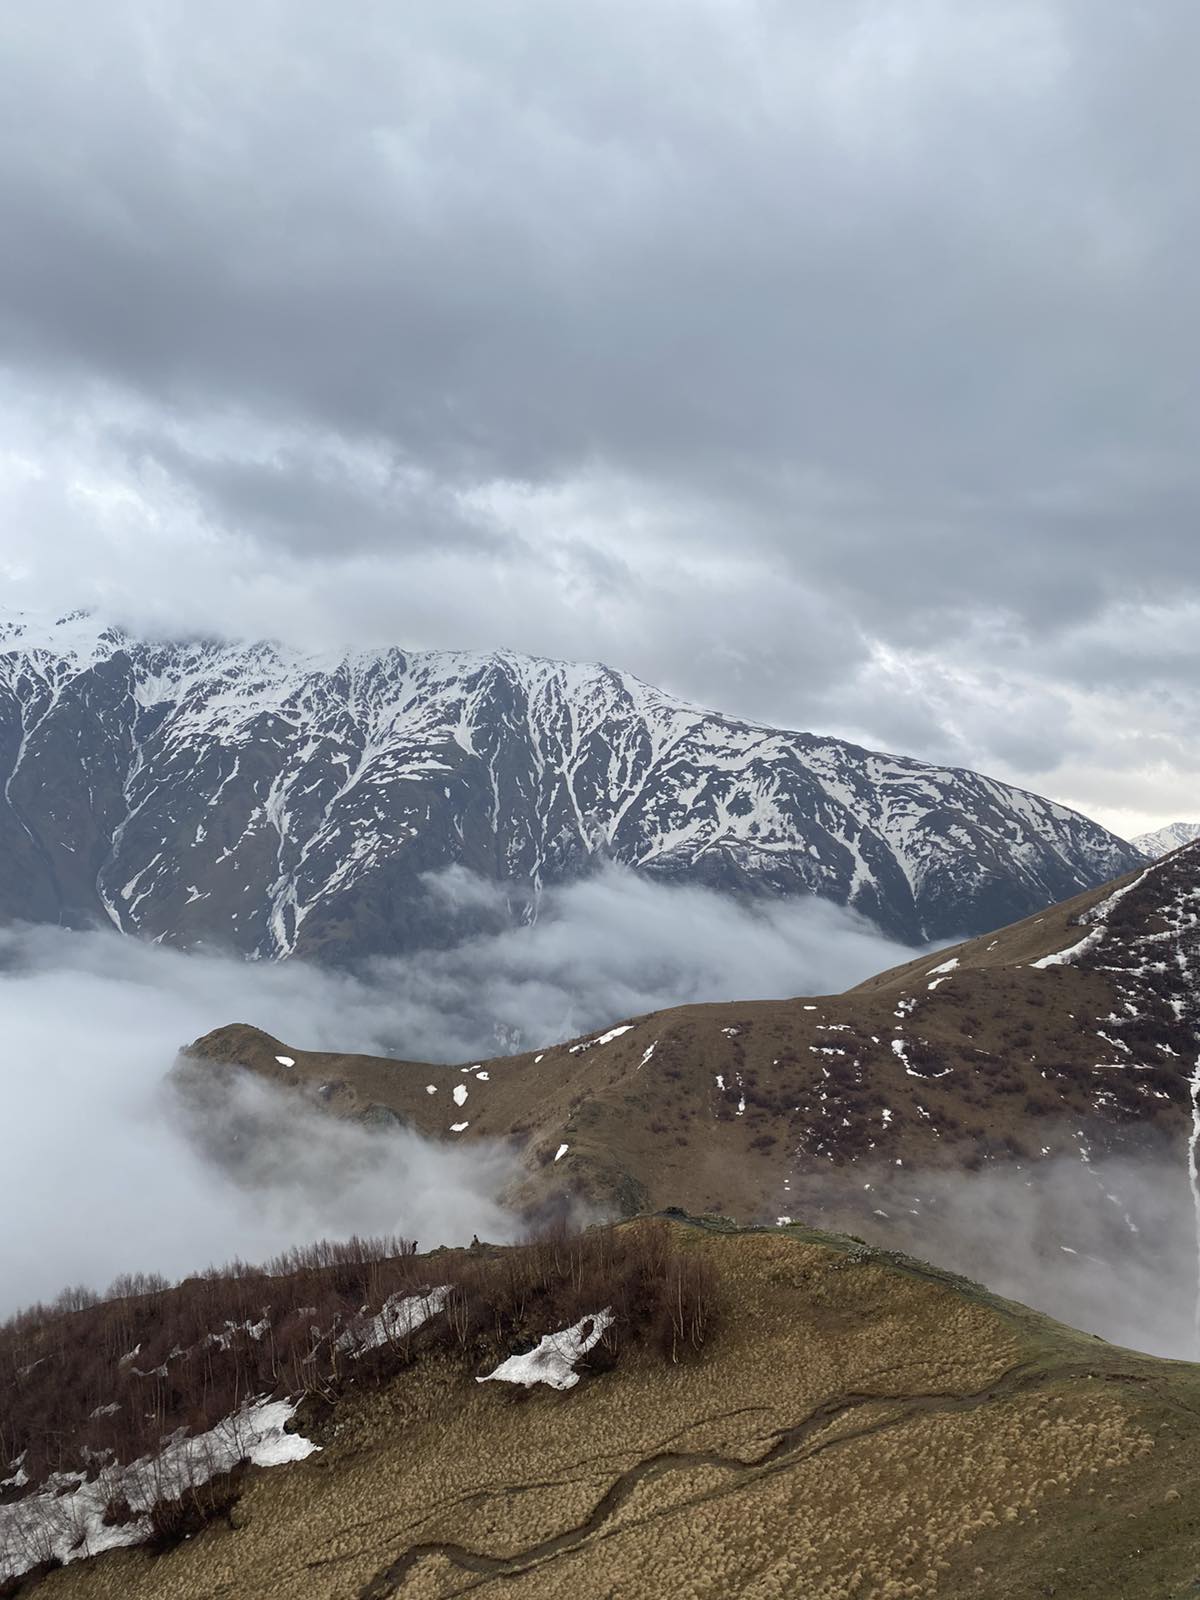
[0,609,1142,959]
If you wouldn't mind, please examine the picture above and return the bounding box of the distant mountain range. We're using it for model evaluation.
[1132,820,1200,858]
[0,609,1142,957]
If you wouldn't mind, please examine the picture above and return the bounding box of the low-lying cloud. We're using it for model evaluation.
[375,865,923,1059]
[0,930,523,1319]
[825,1148,1200,1361]
[0,869,917,1314]
[2,869,1194,1361]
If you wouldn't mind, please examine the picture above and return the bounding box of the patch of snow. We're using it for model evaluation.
[0,1399,316,1584]
[554,1143,569,1161]
[1033,865,1154,969]
[274,1054,295,1067]
[453,1083,468,1107]
[450,1121,469,1133]
[568,1024,633,1054]
[341,1289,448,1356]
[476,1309,614,1391]
[1188,1059,1200,1355]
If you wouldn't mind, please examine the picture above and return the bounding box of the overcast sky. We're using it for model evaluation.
[0,1,1196,836]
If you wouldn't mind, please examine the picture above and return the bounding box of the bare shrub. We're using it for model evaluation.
[146,1467,244,1553]
[0,1216,718,1572]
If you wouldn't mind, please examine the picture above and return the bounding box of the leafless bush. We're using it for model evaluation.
[145,1467,244,1553]
[0,1219,717,1548]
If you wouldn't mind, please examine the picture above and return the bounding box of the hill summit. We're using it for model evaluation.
[1132,820,1200,857]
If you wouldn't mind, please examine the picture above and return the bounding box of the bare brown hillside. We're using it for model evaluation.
[181,843,1199,1258]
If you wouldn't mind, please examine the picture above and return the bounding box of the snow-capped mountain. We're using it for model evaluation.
[1131,821,1200,859]
[0,610,1142,959]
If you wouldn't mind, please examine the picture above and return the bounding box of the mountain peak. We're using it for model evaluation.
[1132,820,1200,858]
[0,622,1142,958]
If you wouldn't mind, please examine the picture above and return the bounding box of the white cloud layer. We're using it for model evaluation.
[0,869,915,1314]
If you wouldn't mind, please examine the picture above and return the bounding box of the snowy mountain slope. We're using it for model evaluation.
[0,609,1142,958]
[1132,820,1200,858]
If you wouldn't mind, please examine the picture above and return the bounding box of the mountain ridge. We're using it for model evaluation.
[1132,820,1200,858]
[0,608,1142,957]
[183,840,1200,1351]
[12,1216,1200,1600]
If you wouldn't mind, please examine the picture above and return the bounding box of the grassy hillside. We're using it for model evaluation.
[181,846,1198,1244]
[21,1217,1200,1600]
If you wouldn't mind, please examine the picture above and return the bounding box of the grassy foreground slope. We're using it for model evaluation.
[34,1219,1200,1600]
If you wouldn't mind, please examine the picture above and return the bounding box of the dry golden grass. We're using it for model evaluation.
[30,1220,1199,1600]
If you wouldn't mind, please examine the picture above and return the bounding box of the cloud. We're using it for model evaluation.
[0,0,1197,829]
[386,865,918,1058]
[3,873,1190,1361]
[842,1149,1200,1361]
[0,923,522,1318]
[0,869,915,1314]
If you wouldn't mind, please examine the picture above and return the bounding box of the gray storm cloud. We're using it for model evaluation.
[0,1,1196,833]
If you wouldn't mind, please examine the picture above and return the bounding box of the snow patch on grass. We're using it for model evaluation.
[476,1310,614,1391]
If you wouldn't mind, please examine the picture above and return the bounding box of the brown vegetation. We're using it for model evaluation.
[26,1222,1200,1600]
[1,1221,715,1529]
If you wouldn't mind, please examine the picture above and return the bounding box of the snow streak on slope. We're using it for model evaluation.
[1054,842,1200,1349]
[0,609,1142,959]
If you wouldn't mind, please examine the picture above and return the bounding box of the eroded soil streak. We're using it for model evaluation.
[308,1359,1138,1597]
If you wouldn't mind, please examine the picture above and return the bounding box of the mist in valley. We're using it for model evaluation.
[5,866,1196,1365]
[0,868,917,1317]
[815,1144,1200,1361]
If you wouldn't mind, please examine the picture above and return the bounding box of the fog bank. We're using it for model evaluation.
[0,870,917,1313]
